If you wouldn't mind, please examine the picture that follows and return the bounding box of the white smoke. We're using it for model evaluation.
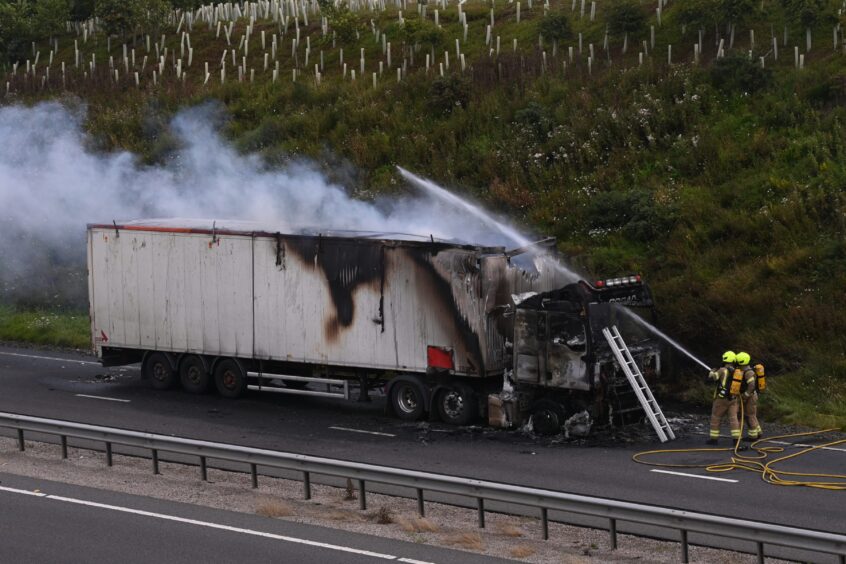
[0,102,513,307]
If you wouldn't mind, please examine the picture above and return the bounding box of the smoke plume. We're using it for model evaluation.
[0,102,513,309]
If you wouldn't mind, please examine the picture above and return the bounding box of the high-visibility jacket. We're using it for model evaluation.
[740,366,757,396]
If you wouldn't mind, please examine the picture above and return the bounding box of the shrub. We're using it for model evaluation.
[327,3,360,44]
[607,1,647,37]
[585,190,677,243]
[428,75,470,115]
[537,13,572,43]
[401,18,444,50]
[710,53,773,94]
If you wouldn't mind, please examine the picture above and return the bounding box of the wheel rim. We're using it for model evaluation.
[397,385,419,414]
[187,365,202,385]
[441,390,465,420]
[152,362,167,382]
[222,370,237,389]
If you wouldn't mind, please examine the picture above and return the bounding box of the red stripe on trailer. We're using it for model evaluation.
[427,346,454,370]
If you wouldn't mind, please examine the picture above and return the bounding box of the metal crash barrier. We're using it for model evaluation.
[0,411,844,563]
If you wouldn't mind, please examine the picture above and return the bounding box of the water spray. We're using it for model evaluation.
[616,307,711,371]
[398,166,712,372]
[397,166,531,246]
[397,166,581,281]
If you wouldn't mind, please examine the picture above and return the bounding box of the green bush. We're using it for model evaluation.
[710,54,773,94]
[428,75,470,115]
[537,13,572,43]
[607,1,647,37]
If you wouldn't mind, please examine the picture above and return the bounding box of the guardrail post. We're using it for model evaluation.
[152,449,159,475]
[541,508,549,540]
[251,464,258,489]
[756,541,764,564]
[358,479,366,510]
[477,498,485,528]
[17,428,24,451]
[200,456,208,481]
[609,518,617,549]
[680,529,689,563]
[303,471,311,499]
[416,488,425,517]
[105,442,113,466]
[60,435,68,459]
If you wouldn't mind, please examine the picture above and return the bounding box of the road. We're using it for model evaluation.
[1,345,844,550]
[0,473,503,564]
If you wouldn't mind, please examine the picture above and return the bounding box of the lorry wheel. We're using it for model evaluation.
[436,384,478,426]
[180,355,210,394]
[145,352,177,390]
[531,399,566,436]
[214,359,247,398]
[390,379,426,421]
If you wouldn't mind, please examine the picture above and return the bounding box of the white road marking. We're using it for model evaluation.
[75,394,131,403]
[767,440,846,454]
[0,351,99,366]
[329,426,396,437]
[650,469,738,483]
[0,485,47,497]
[0,487,435,563]
[699,432,846,454]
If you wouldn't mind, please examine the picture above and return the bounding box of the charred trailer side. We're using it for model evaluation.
[87,221,660,433]
[87,222,569,425]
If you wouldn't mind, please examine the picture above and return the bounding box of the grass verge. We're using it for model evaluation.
[0,307,89,350]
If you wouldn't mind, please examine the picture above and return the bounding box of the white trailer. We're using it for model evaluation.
[88,220,660,432]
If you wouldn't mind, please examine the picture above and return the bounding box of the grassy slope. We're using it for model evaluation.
[2,1,845,428]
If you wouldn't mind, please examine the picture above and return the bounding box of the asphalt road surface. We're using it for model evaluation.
[0,473,505,564]
[1,345,844,555]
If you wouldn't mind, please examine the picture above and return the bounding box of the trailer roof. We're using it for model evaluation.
[87,219,507,252]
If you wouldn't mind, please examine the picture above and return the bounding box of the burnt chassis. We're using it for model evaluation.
[501,280,662,434]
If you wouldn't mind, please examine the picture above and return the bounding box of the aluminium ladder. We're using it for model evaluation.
[602,325,675,442]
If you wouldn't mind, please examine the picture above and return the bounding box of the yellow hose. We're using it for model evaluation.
[633,396,846,490]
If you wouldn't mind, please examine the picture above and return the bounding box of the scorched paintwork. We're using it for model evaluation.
[87,222,570,377]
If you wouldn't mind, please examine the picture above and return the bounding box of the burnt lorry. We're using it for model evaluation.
[87,220,661,434]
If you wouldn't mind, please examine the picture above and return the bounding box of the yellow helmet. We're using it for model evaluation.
[735,352,751,366]
[722,351,736,363]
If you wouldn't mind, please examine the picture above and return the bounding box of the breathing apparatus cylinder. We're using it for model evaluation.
[754,363,766,392]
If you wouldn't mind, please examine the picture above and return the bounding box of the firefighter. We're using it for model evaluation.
[706,351,742,445]
[736,352,763,441]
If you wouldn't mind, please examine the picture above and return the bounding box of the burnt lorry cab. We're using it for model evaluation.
[87,221,661,436]
[503,277,661,434]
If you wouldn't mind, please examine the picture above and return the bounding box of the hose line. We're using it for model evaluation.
[633,397,846,490]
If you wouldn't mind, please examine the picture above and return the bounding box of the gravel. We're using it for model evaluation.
[0,436,788,563]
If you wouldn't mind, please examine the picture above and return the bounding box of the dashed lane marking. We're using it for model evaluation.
[329,426,396,437]
[700,433,846,454]
[75,394,131,403]
[0,486,435,563]
[767,440,846,454]
[650,469,738,483]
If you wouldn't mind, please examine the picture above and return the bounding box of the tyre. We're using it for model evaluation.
[390,378,426,421]
[144,352,177,390]
[531,399,566,436]
[180,355,210,394]
[214,358,248,398]
[436,384,478,426]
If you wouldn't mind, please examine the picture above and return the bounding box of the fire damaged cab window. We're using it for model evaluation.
[548,311,586,352]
